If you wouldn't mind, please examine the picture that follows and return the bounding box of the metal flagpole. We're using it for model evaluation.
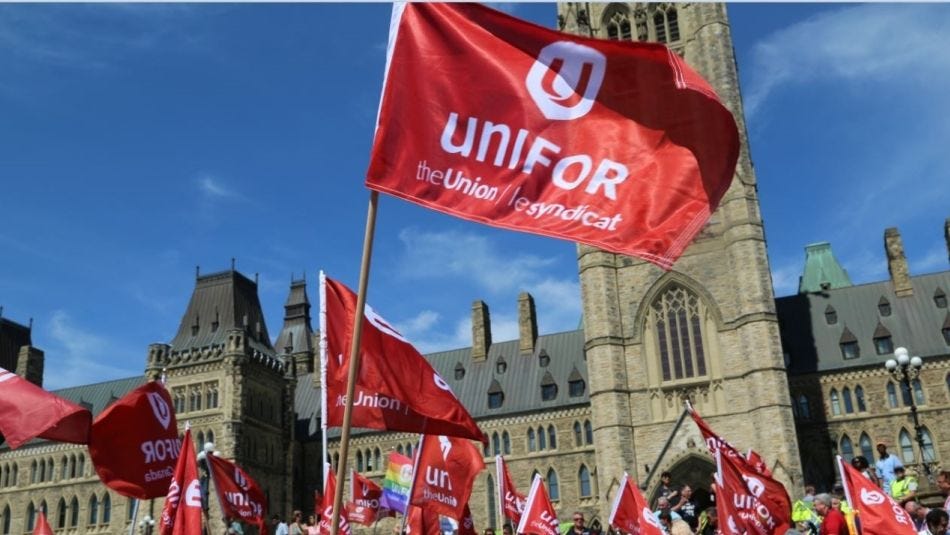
[320,271,330,493]
[128,499,140,535]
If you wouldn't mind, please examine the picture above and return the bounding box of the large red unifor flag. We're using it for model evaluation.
[159,428,202,535]
[89,381,179,498]
[837,456,916,535]
[495,455,526,525]
[347,470,393,525]
[34,509,54,535]
[409,434,485,521]
[0,366,91,449]
[318,468,352,535]
[366,3,739,270]
[320,273,485,443]
[516,475,559,535]
[207,454,268,532]
[715,448,790,535]
[607,473,663,535]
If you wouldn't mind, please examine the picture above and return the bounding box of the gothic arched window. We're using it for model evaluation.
[584,420,593,445]
[503,431,511,455]
[102,493,111,524]
[842,387,854,414]
[830,389,841,416]
[860,433,874,461]
[528,428,536,452]
[487,475,497,529]
[921,427,936,462]
[548,425,557,449]
[840,435,854,461]
[887,382,898,408]
[899,429,915,463]
[650,285,708,382]
[89,494,99,525]
[579,465,592,497]
[574,422,583,446]
[547,469,560,501]
[492,433,501,456]
[605,9,632,41]
[855,385,866,412]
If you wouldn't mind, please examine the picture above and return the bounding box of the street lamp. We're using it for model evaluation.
[139,515,156,535]
[196,442,216,513]
[884,347,932,477]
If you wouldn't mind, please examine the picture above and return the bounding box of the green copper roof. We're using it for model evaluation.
[799,242,853,293]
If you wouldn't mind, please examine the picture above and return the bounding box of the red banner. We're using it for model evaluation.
[321,274,485,443]
[207,454,268,530]
[716,448,790,535]
[406,506,441,535]
[495,455,525,525]
[837,456,916,535]
[607,473,663,535]
[347,470,393,525]
[366,3,739,269]
[159,428,202,535]
[89,381,179,498]
[318,469,352,535]
[34,510,54,535]
[0,366,91,449]
[746,448,773,478]
[516,476,559,535]
[410,434,485,521]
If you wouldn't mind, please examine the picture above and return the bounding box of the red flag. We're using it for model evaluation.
[410,434,485,521]
[347,470,393,525]
[0,366,91,449]
[159,428,202,535]
[746,449,773,478]
[458,503,477,535]
[607,473,663,535]
[207,454,268,528]
[516,475,559,535]
[318,469,352,535]
[34,510,54,535]
[314,490,323,518]
[495,455,525,525]
[715,448,790,535]
[366,3,739,270]
[406,506,441,535]
[321,274,485,443]
[89,381,179,498]
[687,404,742,459]
[837,456,916,535]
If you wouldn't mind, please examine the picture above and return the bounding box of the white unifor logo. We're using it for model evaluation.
[147,392,172,430]
[184,479,202,507]
[361,483,369,496]
[365,305,408,343]
[742,475,765,498]
[642,508,660,528]
[235,468,249,491]
[525,41,606,121]
[861,487,886,506]
[439,436,453,461]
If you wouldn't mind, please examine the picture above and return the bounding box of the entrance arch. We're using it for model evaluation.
[648,453,716,512]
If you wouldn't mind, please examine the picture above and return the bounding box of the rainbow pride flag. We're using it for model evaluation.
[380,451,413,513]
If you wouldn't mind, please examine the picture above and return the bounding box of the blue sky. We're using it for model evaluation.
[1,3,948,390]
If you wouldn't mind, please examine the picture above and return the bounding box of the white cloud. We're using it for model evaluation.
[198,175,240,200]
[44,310,140,389]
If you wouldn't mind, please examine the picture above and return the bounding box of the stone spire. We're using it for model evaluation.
[518,292,538,355]
[275,277,314,376]
[471,300,491,361]
[885,228,913,297]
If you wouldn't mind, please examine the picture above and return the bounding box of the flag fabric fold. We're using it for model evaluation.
[607,473,663,535]
[366,2,739,269]
[89,381,179,498]
[321,273,485,442]
[516,475,559,535]
[347,469,393,525]
[410,434,485,521]
[406,505,441,535]
[207,454,268,531]
[159,428,202,535]
[495,455,525,525]
[0,366,91,449]
[837,456,916,535]
[380,451,414,514]
[318,467,352,535]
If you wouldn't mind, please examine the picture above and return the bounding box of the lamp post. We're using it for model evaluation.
[884,347,932,477]
[139,515,155,535]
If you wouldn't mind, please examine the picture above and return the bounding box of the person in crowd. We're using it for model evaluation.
[658,472,679,502]
[905,501,928,532]
[672,484,698,530]
[919,509,949,535]
[656,512,673,535]
[568,511,591,535]
[289,510,305,535]
[306,514,319,535]
[936,470,950,511]
[850,456,880,487]
[654,497,682,525]
[875,441,903,495]
[272,515,289,535]
[696,507,718,535]
[802,485,816,502]
[813,493,848,535]
[484,529,495,535]
[503,525,514,535]
[891,466,918,505]
[669,520,692,535]
[225,517,243,535]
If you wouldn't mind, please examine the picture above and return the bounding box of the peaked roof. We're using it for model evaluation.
[799,242,853,293]
[170,269,274,354]
[275,278,313,355]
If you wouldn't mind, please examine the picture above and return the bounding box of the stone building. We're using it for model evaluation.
[2,4,950,535]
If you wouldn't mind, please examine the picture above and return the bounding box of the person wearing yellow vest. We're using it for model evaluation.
[891,466,919,505]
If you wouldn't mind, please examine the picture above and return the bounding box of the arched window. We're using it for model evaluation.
[77,454,84,478]
[102,493,111,524]
[855,386,866,412]
[604,9,632,41]
[584,420,593,445]
[26,503,35,532]
[913,379,925,405]
[397,444,404,455]
[579,465,592,498]
[492,433,501,456]
[503,432,511,455]
[69,496,79,528]
[666,7,680,41]
[538,427,547,450]
[61,456,68,480]
[574,422,582,446]
[887,382,899,408]
[547,469,560,501]
[374,448,381,471]
[208,430,215,445]
[406,443,413,459]
[57,498,67,529]
[356,451,364,472]
[900,381,914,407]
[860,433,874,461]
[197,431,205,449]
[830,389,841,416]
[46,459,54,482]
[921,427,936,462]
[842,388,854,414]
[797,395,811,419]
[31,460,38,484]
[653,12,667,43]
[2,505,11,535]
[899,429,915,463]
[548,426,557,449]
[487,475,497,529]
[528,428,536,452]
[840,435,854,461]
[650,285,708,382]
[89,494,99,525]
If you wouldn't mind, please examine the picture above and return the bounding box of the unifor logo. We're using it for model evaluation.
[742,475,765,498]
[525,41,606,121]
[642,508,660,528]
[860,487,885,506]
[147,391,172,430]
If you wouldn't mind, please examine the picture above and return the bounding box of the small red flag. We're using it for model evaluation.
[716,448,790,535]
[318,469,352,535]
[406,506,441,535]
[0,366,91,449]
[34,510,54,535]
[321,274,485,443]
[347,470,393,525]
[516,475,559,535]
[607,473,663,535]
[159,428,202,535]
[495,455,525,525]
[837,456,916,535]
[458,503,477,535]
[367,3,739,269]
[207,455,268,528]
[410,435,484,521]
[89,381,179,498]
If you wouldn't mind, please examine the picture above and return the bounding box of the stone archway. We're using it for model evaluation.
[648,453,716,513]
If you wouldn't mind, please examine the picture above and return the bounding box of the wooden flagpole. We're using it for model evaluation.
[329,190,379,535]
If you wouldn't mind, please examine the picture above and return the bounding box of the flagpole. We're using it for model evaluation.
[494,456,504,534]
[400,434,426,535]
[320,271,330,492]
[330,190,380,535]
[128,499,139,535]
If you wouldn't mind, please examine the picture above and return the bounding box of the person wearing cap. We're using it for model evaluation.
[875,441,903,495]
[891,465,918,505]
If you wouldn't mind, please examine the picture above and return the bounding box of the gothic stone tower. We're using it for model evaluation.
[557,2,803,503]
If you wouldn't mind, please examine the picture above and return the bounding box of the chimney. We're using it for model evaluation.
[885,227,913,297]
[471,300,492,361]
[16,345,44,387]
[518,292,538,355]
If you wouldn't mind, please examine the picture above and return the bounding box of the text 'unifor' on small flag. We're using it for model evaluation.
[516,475,559,535]
[366,3,740,269]
[607,473,663,535]
[409,434,484,522]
